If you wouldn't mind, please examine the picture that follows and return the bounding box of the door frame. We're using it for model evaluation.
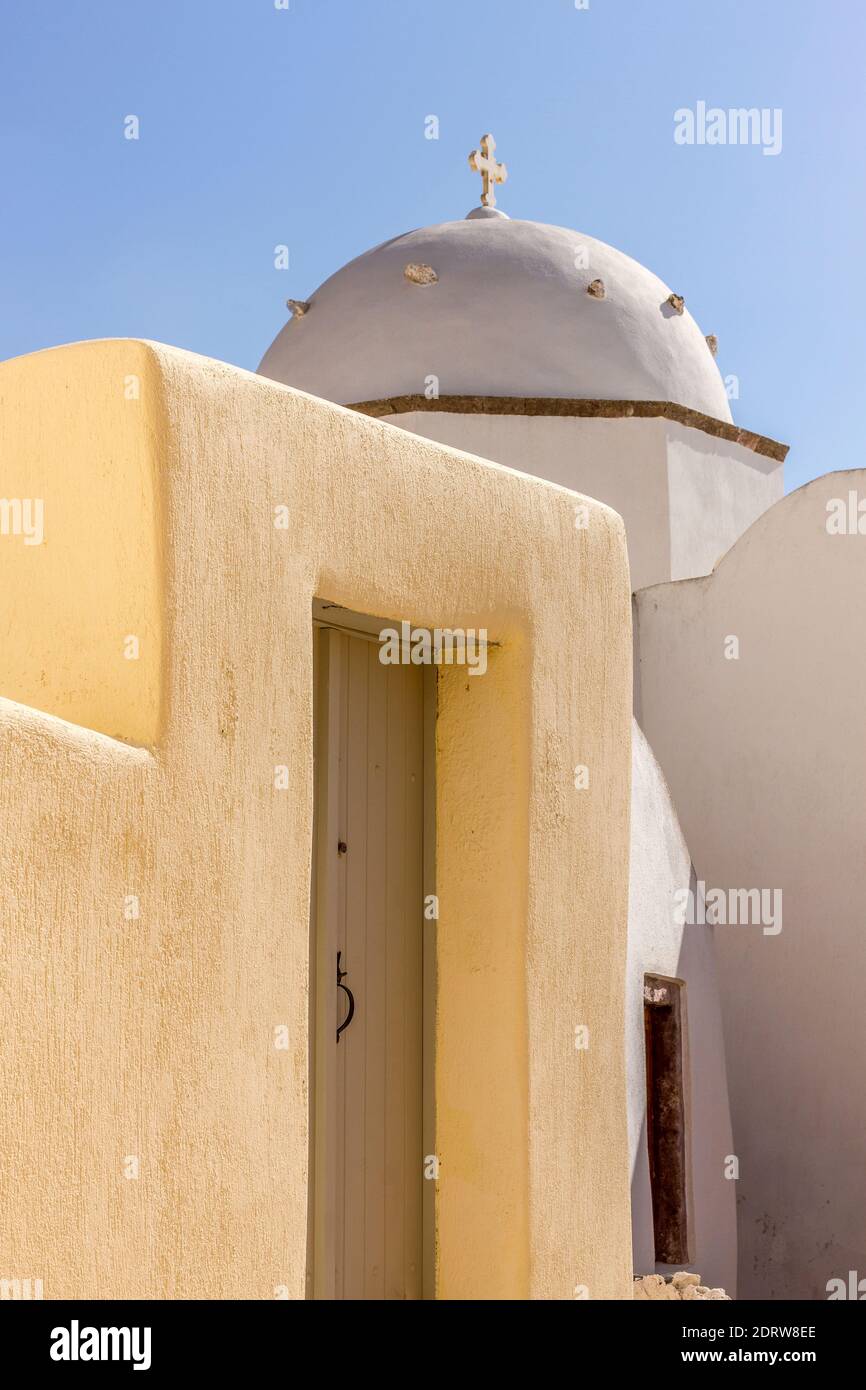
[308,603,437,1299]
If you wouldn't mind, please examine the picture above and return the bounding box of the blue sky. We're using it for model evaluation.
[1,0,862,491]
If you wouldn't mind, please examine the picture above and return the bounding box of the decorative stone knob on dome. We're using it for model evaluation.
[468,133,507,209]
[404,262,439,286]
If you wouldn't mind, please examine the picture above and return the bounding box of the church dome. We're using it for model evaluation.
[257,212,732,423]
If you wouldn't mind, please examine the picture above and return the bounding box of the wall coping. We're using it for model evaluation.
[347,395,789,464]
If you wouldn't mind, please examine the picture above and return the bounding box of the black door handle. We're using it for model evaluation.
[336,951,355,1043]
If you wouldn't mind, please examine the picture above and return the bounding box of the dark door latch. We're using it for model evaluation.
[336,950,355,1043]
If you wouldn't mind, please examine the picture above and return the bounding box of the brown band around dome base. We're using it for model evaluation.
[347,394,789,464]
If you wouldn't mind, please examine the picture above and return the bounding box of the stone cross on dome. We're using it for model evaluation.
[468,133,508,208]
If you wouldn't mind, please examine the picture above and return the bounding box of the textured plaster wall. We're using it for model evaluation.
[627,721,736,1294]
[0,344,164,743]
[379,412,782,591]
[0,340,634,1300]
[635,472,866,1300]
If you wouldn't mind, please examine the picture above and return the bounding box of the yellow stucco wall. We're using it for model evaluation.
[0,339,633,1299]
[0,341,164,744]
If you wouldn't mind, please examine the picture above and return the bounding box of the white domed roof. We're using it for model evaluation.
[257,213,732,423]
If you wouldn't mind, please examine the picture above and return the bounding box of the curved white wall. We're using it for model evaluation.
[635,470,866,1300]
[628,721,737,1292]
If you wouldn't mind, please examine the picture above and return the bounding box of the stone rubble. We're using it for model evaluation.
[634,1271,731,1301]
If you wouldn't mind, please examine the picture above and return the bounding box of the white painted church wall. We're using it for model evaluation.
[627,720,737,1293]
[665,425,783,580]
[634,470,866,1300]
[384,411,781,591]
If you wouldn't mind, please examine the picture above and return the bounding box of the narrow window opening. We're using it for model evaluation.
[643,973,690,1265]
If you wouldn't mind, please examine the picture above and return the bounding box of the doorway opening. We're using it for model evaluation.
[308,601,436,1299]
